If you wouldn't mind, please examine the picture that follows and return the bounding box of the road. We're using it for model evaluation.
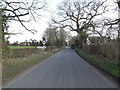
[4,48,117,88]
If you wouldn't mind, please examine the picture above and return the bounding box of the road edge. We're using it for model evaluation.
[74,48,120,88]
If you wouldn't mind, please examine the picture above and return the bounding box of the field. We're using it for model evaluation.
[8,46,36,49]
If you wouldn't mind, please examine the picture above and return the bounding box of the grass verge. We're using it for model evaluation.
[2,49,61,85]
[75,48,120,80]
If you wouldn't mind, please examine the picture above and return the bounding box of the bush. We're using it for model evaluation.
[9,48,41,58]
[83,41,118,61]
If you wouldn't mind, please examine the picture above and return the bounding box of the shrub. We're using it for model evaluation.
[9,48,41,58]
[83,41,118,61]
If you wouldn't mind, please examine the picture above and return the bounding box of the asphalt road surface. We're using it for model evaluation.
[4,48,117,88]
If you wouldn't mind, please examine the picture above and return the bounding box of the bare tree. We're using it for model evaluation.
[57,28,69,47]
[52,0,108,48]
[1,0,46,33]
[103,0,120,39]
[0,0,46,58]
[43,25,69,48]
[43,25,58,48]
[107,0,120,25]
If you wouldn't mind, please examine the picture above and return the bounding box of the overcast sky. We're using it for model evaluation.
[7,0,63,43]
[7,0,118,43]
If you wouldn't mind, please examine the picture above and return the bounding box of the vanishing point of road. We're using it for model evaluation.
[4,48,118,88]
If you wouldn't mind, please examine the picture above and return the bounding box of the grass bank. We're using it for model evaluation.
[2,48,61,85]
[75,48,120,80]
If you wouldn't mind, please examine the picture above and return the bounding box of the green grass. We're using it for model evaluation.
[2,49,61,85]
[75,48,120,79]
[8,46,36,49]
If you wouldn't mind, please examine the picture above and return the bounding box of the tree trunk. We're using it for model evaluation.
[79,31,84,49]
[79,35,83,49]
